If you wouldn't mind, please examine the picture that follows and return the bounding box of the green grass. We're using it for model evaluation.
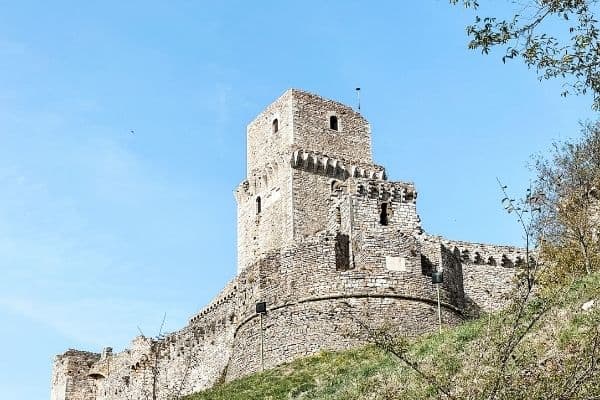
[184,273,600,400]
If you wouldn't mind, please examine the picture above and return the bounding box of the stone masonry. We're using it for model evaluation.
[51,89,526,400]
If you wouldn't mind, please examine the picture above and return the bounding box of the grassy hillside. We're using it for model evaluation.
[184,274,600,400]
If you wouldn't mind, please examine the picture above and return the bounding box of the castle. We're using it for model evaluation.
[51,89,525,400]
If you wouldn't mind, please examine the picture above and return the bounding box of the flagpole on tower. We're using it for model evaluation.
[355,87,361,111]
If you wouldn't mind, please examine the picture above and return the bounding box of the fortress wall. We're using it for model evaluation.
[292,90,372,165]
[227,294,464,380]
[245,235,462,310]
[420,235,523,313]
[51,350,100,400]
[153,291,238,396]
[85,287,240,400]
[190,278,237,323]
[152,318,236,397]
[439,238,523,312]
[462,263,517,313]
[226,236,465,381]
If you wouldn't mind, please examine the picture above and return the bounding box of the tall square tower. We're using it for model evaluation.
[235,89,376,273]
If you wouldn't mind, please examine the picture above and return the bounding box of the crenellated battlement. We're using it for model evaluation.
[354,180,416,203]
[440,238,526,267]
[420,234,526,268]
[189,279,238,323]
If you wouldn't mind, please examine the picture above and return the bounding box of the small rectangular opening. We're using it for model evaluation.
[335,233,350,271]
[380,203,389,226]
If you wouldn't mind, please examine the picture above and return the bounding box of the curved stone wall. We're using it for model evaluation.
[227,295,463,380]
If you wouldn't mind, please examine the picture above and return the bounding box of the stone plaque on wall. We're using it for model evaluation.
[385,256,407,272]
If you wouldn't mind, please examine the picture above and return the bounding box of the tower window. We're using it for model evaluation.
[380,203,389,226]
[329,115,338,131]
[256,196,261,214]
[335,233,350,271]
[272,118,279,133]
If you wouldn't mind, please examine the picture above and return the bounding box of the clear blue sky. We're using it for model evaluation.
[0,1,596,399]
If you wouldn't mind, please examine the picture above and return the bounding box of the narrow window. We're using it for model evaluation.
[256,196,261,214]
[461,249,471,262]
[329,115,338,131]
[335,233,350,271]
[272,118,279,133]
[501,255,513,268]
[474,252,484,264]
[380,203,389,226]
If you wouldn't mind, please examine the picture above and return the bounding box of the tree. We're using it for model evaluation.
[450,0,600,109]
[533,121,600,283]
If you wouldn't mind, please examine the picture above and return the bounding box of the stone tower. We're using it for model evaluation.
[235,89,386,273]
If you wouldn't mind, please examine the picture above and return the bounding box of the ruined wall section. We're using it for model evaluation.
[82,288,240,400]
[51,350,100,400]
[88,337,152,400]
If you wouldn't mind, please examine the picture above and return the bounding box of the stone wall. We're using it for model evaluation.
[228,296,463,379]
[226,235,466,380]
[68,296,239,400]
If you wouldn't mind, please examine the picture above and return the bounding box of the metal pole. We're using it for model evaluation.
[348,197,355,269]
[436,284,442,333]
[259,312,265,372]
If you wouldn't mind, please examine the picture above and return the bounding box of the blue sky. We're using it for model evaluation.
[0,1,596,399]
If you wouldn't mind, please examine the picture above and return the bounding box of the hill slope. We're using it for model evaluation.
[184,274,600,400]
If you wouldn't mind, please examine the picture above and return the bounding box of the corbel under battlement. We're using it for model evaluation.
[291,149,386,181]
